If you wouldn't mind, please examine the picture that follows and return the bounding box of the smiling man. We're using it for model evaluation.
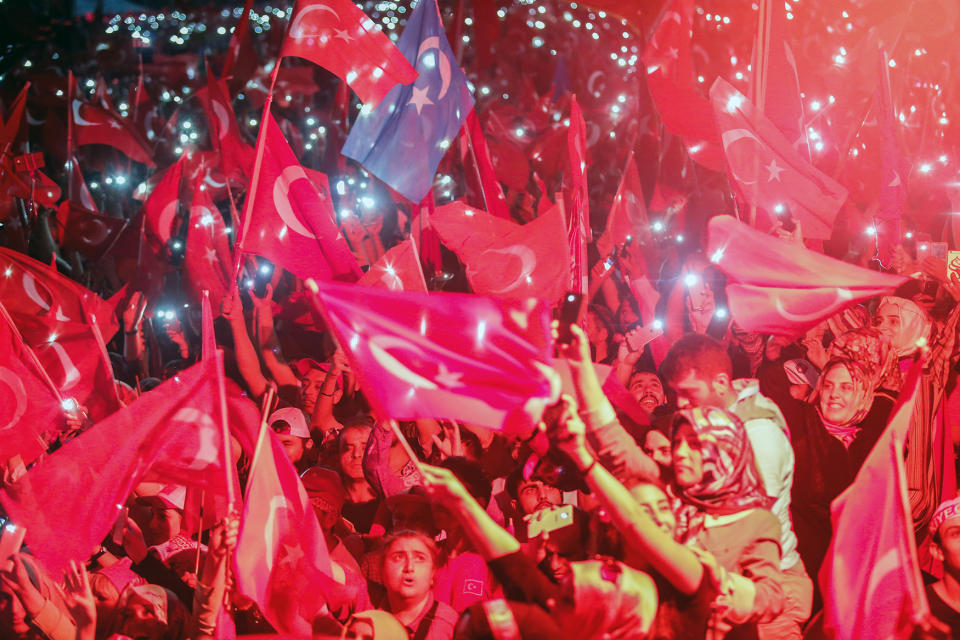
[927,497,960,632]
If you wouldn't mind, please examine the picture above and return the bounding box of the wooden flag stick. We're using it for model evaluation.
[215,349,238,508]
[386,419,426,477]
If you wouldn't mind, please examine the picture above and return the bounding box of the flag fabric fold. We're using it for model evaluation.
[70,82,156,167]
[709,77,848,240]
[280,0,417,107]
[429,200,570,304]
[308,280,560,433]
[819,358,930,640]
[706,215,907,335]
[597,151,649,256]
[342,0,473,203]
[357,236,427,292]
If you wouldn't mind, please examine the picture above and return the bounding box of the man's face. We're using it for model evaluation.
[0,583,29,638]
[669,369,723,410]
[146,506,182,546]
[382,536,435,602]
[936,517,960,572]
[629,372,666,414]
[585,311,607,345]
[672,422,705,488]
[276,433,308,465]
[535,535,578,583]
[629,483,676,539]
[643,430,673,469]
[339,426,371,481]
[515,479,563,516]
[298,369,326,414]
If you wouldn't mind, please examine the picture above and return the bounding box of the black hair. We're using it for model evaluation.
[440,457,492,508]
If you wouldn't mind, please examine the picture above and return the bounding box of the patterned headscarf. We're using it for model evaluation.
[825,304,871,339]
[875,297,931,358]
[671,407,774,516]
[828,327,901,392]
[813,358,875,445]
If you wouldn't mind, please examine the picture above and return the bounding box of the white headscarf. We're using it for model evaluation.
[876,296,931,357]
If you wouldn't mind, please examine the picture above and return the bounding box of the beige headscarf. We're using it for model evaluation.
[876,297,931,358]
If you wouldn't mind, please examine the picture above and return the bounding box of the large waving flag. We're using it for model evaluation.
[195,73,254,181]
[597,151,648,256]
[459,111,511,220]
[566,96,589,295]
[142,156,184,245]
[342,0,474,203]
[240,113,361,283]
[0,356,256,576]
[235,428,338,636]
[280,0,417,107]
[706,215,907,335]
[308,280,560,433]
[0,304,64,464]
[69,77,155,168]
[0,83,30,145]
[819,358,930,639]
[184,176,233,310]
[709,78,848,240]
[429,200,570,304]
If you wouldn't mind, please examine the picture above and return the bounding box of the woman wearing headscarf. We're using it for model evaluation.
[669,407,787,636]
[778,357,894,580]
[874,296,960,538]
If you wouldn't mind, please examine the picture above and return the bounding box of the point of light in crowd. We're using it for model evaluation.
[259,264,271,275]
[653,319,664,331]
[336,181,346,196]
[940,155,949,164]
[715,308,728,319]
[361,196,376,209]
[810,100,821,111]
[710,247,725,263]
[725,93,744,114]
[676,234,684,243]
[866,226,877,236]
[814,142,824,151]
[172,241,182,250]
[477,320,487,345]
[919,163,932,173]
[905,231,914,239]
[774,203,785,213]
[245,279,254,288]
[652,220,664,232]
[683,273,699,287]
[350,333,360,350]
[888,59,896,68]
[4,267,12,277]
[464,208,475,216]
[515,127,525,138]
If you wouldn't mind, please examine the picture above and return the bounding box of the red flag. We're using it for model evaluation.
[202,290,216,361]
[0,83,30,146]
[142,156,184,245]
[235,428,337,636]
[706,215,907,335]
[642,0,722,170]
[429,200,570,304]
[184,179,233,311]
[280,0,417,107]
[0,247,119,338]
[222,0,255,81]
[241,113,361,283]
[56,201,126,260]
[460,111,511,220]
[566,96,589,295]
[751,0,808,158]
[819,359,930,639]
[874,45,907,265]
[597,151,648,257]
[0,304,65,464]
[195,73,254,181]
[66,155,98,213]
[0,357,256,576]
[709,78,848,240]
[70,80,155,168]
[357,236,427,292]
[308,280,560,433]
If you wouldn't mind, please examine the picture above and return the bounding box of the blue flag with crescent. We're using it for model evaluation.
[341,0,473,203]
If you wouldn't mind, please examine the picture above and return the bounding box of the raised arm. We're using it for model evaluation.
[250,284,299,389]
[221,290,268,400]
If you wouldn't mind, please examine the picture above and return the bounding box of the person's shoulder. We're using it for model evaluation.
[433,599,460,627]
[741,508,782,538]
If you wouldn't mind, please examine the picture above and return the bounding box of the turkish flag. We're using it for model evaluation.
[642,0,723,171]
[709,78,849,240]
[706,215,907,336]
[0,156,61,210]
[357,236,427,292]
[66,155,98,213]
[0,356,257,577]
[195,73,254,182]
[819,359,930,640]
[429,200,570,304]
[235,428,337,636]
[241,112,361,283]
[460,111,511,220]
[184,179,233,311]
[0,307,65,465]
[0,247,120,339]
[56,201,126,261]
[14,315,121,423]
[309,280,560,433]
[874,45,907,265]
[280,0,417,107]
[70,89,156,168]
[142,156,184,245]
[597,151,649,257]
[566,96,589,295]
[222,0,255,81]
[201,290,216,362]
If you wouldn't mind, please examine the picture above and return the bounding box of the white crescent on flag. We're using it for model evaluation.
[720,128,765,186]
[368,335,439,390]
[211,100,232,141]
[479,245,537,294]
[0,367,27,432]
[289,4,341,40]
[72,101,97,127]
[264,495,295,572]
[273,166,319,239]
[22,274,70,321]
[416,36,452,99]
[171,408,220,470]
[773,288,853,323]
[44,341,82,391]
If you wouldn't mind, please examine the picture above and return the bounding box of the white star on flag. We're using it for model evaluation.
[408,86,433,115]
[434,362,464,388]
[765,159,785,182]
[280,541,304,567]
[334,28,354,43]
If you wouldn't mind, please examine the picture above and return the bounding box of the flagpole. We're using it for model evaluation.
[215,349,238,508]
[0,301,65,405]
[462,121,490,212]
[387,419,426,476]
[88,313,122,406]
[243,383,277,495]
[230,60,282,296]
[67,71,75,199]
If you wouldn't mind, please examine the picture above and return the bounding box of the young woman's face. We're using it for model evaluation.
[819,364,859,424]
[671,422,704,488]
[382,536,435,602]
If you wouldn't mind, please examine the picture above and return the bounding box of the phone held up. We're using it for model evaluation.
[555,292,585,346]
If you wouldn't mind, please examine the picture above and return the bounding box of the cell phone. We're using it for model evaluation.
[932,242,948,260]
[948,251,960,282]
[0,522,26,571]
[253,259,274,298]
[112,506,129,546]
[603,256,615,271]
[524,504,574,540]
[626,324,663,351]
[556,292,584,345]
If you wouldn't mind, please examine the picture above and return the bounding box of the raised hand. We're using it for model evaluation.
[63,559,97,640]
